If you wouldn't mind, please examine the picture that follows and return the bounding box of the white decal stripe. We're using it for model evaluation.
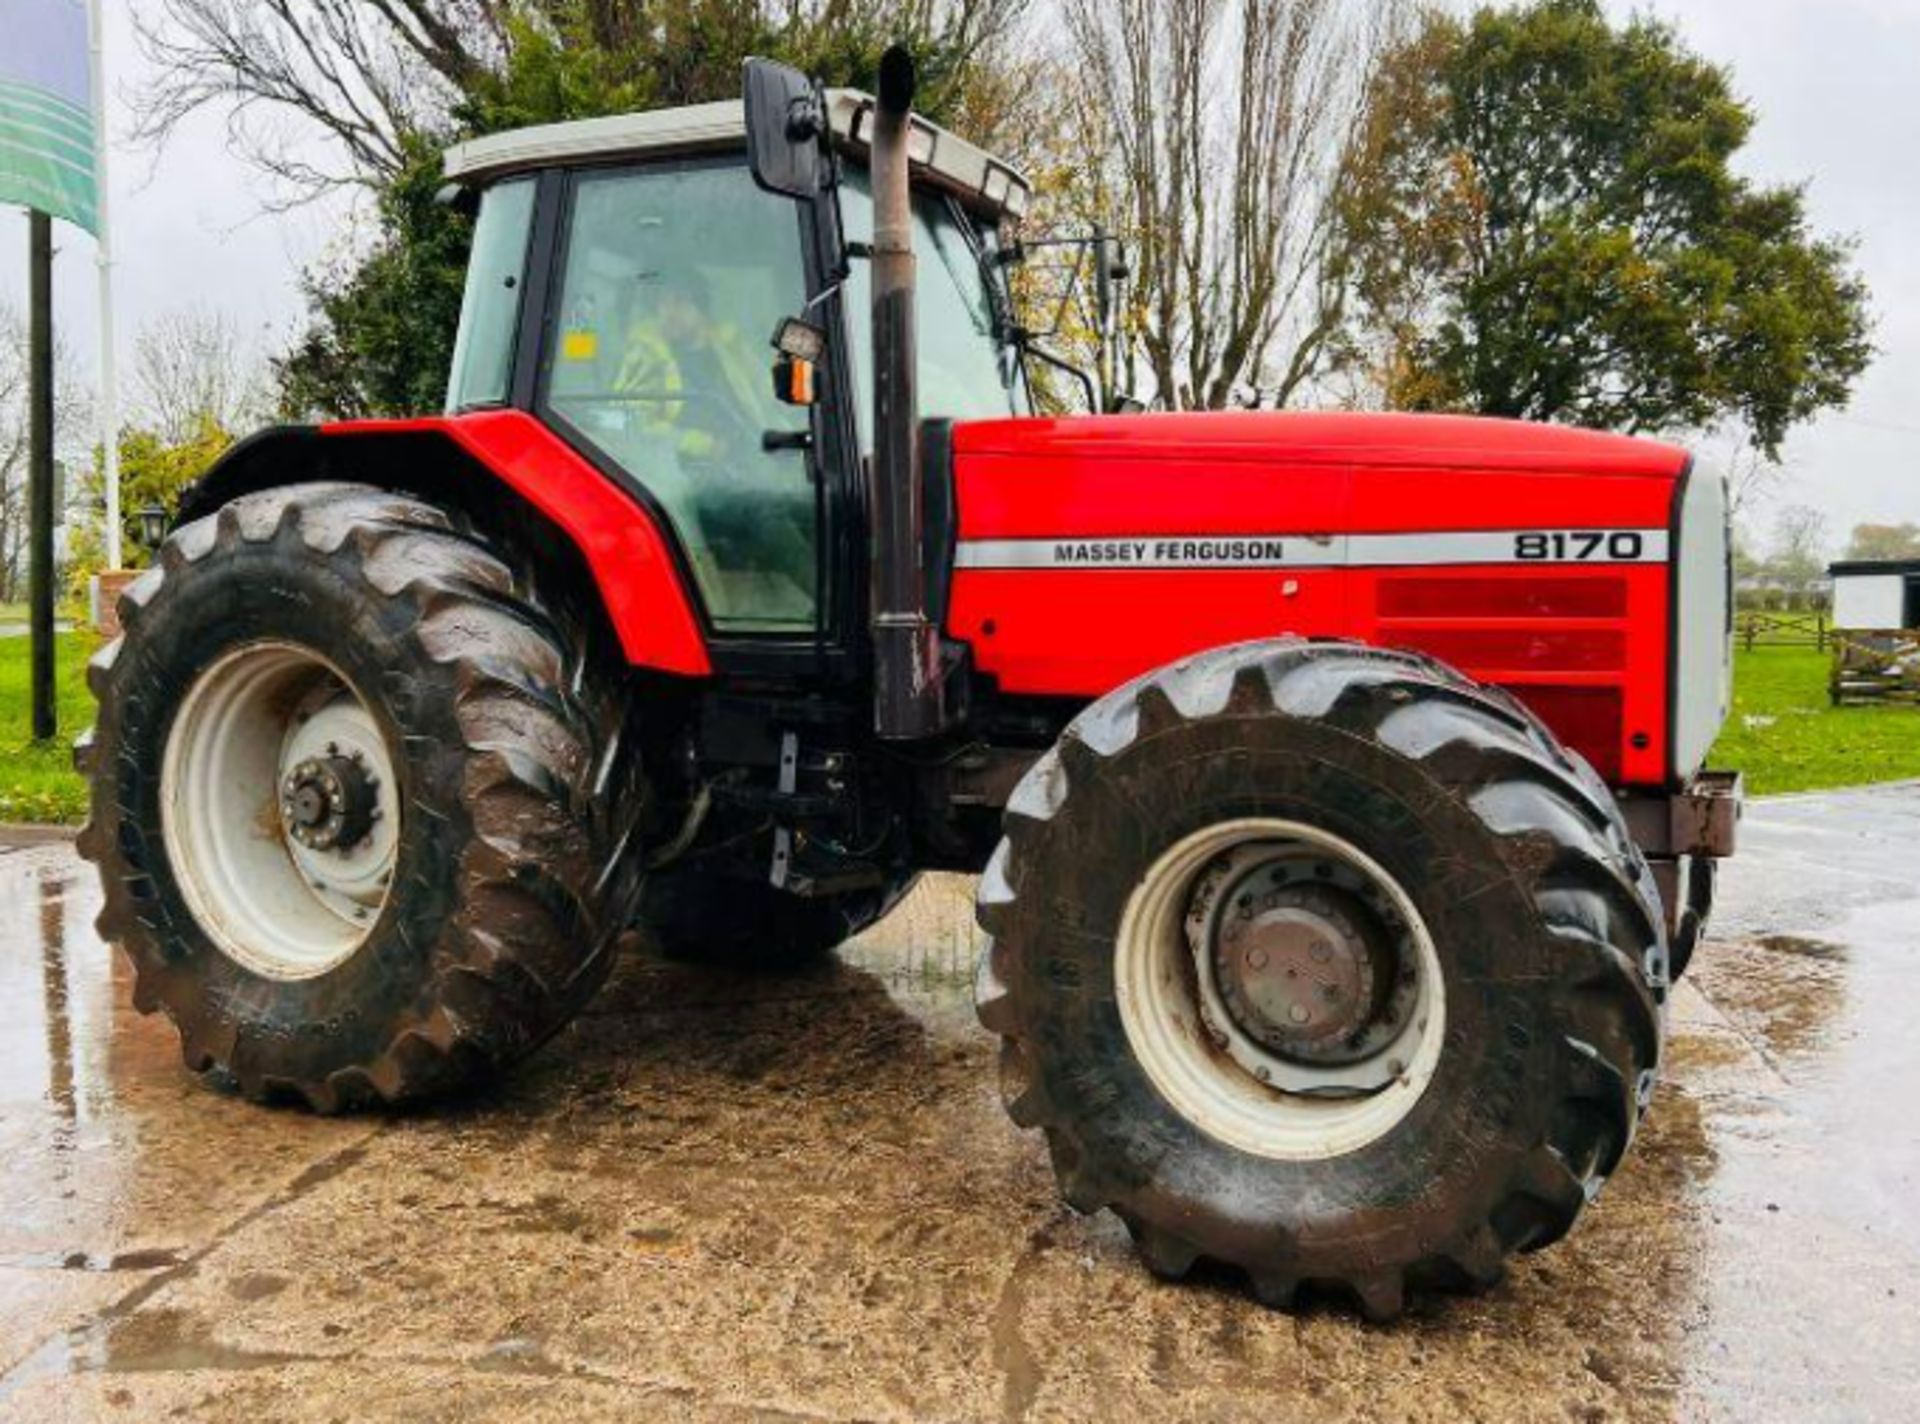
[954,530,1671,570]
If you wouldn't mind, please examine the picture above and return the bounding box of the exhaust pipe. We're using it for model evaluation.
[869,44,942,740]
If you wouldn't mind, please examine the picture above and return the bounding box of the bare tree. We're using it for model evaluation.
[1059,0,1403,410]
[0,302,92,603]
[1773,504,1830,567]
[1721,430,1789,520]
[1765,503,1830,608]
[134,0,1031,203]
[132,0,493,200]
[131,307,275,444]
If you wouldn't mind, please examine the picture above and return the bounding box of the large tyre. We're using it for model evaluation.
[975,639,1665,1320]
[640,861,919,970]
[78,484,641,1111]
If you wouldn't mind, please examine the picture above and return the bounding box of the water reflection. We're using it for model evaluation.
[38,872,75,1124]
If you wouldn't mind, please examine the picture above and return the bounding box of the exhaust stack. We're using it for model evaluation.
[869,44,941,740]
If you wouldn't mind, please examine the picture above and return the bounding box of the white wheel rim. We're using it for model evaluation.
[160,641,401,981]
[1115,818,1446,1161]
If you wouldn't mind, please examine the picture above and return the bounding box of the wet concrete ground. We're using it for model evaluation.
[1,787,1916,1422]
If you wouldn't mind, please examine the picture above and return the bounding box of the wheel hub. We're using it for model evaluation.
[1213,883,1382,1058]
[1183,843,1428,1097]
[282,748,380,853]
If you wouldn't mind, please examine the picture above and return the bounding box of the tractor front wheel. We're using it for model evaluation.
[79,483,634,1110]
[975,640,1666,1319]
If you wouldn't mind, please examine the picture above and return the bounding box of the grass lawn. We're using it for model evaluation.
[0,631,98,825]
[1711,643,1920,796]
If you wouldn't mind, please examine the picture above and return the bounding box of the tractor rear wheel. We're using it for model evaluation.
[640,863,919,970]
[79,483,638,1111]
[975,640,1666,1319]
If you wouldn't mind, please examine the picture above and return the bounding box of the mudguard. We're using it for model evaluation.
[176,410,712,677]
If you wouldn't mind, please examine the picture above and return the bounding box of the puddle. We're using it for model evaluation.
[472,1335,565,1377]
[0,1248,185,1273]
[1753,933,1846,961]
[1691,932,1848,1062]
[51,1308,308,1378]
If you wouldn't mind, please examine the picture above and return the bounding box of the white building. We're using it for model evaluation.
[1829,560,1920,630]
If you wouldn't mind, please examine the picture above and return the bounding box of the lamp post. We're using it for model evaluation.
[139,506,169,550]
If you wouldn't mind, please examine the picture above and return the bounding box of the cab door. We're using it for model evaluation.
[539,159,822,639]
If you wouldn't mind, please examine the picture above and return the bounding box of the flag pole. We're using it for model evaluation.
[87,0,120,571]
[29,209,56,741]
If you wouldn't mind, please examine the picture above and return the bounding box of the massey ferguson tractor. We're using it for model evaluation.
[79,48,1741,1318]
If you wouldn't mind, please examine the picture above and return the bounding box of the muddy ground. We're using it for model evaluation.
[1,786,1916,1422]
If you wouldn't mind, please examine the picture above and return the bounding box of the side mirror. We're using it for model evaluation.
[744,57,824,199]
[769,316,828,407]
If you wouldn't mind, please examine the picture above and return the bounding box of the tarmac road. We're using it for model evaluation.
[0,785,1916,1422]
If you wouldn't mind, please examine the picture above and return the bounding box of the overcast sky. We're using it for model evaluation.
[2,0,1916,555]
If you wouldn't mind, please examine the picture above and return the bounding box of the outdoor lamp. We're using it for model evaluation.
[139,505,168,549]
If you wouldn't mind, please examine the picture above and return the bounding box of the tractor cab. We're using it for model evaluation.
[440,72,1039,648]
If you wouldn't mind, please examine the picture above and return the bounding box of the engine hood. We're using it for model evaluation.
[952,410,1689,480]
[943,408,1701,788]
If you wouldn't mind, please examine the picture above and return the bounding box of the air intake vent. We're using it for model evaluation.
[1375,572,1637,781]
[1378,576,1627,619]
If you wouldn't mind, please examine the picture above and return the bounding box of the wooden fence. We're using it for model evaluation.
[1738,611,1828,652]
[1829,629,1920,706]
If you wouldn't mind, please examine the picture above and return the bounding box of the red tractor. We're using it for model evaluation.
[80,49,1740,1317]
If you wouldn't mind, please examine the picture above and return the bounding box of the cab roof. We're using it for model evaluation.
[442,89,1032,223]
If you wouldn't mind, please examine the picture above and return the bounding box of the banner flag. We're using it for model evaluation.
[0,0,99,233]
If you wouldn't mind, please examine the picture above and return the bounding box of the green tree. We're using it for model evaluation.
[1845,523,1920,562]
[276,135,476,421]
[1339,0,1872,455]
[66,419,235,599]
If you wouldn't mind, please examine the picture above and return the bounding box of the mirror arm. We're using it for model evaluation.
[1018,338,1098,413]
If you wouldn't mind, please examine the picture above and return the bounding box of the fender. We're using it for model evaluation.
[176,410,712,677]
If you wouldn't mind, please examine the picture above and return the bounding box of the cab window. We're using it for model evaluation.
[840,169,1027,439]
[447,178,535,411]
[545,163,816,635]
